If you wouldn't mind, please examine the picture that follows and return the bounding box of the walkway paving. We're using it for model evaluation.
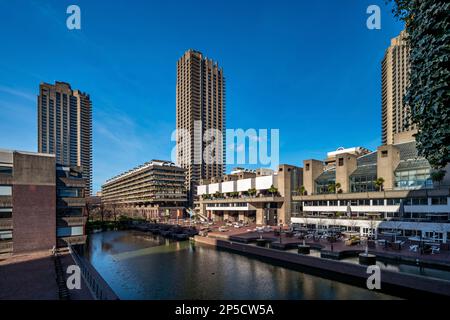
[0,251,58,300]
[0,251,93,300]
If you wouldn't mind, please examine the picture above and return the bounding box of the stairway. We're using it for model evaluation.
[53,249,70,300]
[187,208,208,222]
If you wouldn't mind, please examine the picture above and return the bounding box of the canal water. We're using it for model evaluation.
[84,230,398,300]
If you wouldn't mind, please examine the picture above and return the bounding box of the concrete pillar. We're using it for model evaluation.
[303,160,324,195]
[277,164,302,225]
[335,153,358,193]
[256,207,264,225]
[377,144,400,190]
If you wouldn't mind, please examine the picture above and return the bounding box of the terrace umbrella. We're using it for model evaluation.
[346,204,352,218]
[398,200,405,218]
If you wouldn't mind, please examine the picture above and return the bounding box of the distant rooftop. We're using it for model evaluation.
[104,160,184,185]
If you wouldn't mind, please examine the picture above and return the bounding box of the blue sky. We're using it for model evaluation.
[0,0,404,192]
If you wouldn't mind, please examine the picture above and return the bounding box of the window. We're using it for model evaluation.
[58,208,82,216]
[0,208,12,219]
[372,199,385,206]
[57,188,81,198]
[0,230,12,241]
[0,166,12,174]
[57,226,84,237]
[305,163,310,171]
[338,158,344,166]
[431,197,448,205]
[358,199,370,206]
[387,198,401,205]
[395,168,433,190]
[0,186,12,196]
[412,198,428,205]
[350,174,377,193]
[381,150,388,158]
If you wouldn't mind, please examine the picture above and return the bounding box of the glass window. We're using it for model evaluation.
[0,208,12,219]
[412,198,428,205]
[57,208,82,216]
[0,230,12,241]
[431,197,448,205]
[57,226,84,237]
[372,199,385,206]
[387,198,401,205]
[0,186,12,196]
[358,199,370,206]
[395,168,433,189]
[0,166,12,174]
[350,174,377,193]
[57,188,81,198]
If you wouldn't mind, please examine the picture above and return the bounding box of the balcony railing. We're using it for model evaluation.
[57,216,87,227]
[57,235,87,247]
[291,212,385,221]
[0,218,13,230]
[0,241,13,254]
[0,196,12,208]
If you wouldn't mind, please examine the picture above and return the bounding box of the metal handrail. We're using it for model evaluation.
[69,245,119,300]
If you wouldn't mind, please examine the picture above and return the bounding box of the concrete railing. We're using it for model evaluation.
[0,241,13,254]
[69,245,119,300]
[0,218,13,229]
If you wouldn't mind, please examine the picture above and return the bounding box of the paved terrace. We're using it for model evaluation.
[201,225,450,267]
[0,251,93,300]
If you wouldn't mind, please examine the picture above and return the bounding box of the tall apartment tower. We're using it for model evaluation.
[176,50,226,204]
[38,81,93,195]
[381,30,415,145]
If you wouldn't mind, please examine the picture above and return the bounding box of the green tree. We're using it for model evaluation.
[375,177,385,191]
[390,0,450,169]
[431,169,446,186]
[268,185,278,197]
[248,188,257,197]
[327,182,336,194]
[298,185,307,196]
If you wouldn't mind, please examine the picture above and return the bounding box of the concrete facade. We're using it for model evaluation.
[0,149,87,256]
[102,160,187,220]
[12,152,56,254]
[176,50,225,205]
[195,166,302,226]
[38,81,93,195]
[381,30,416,145]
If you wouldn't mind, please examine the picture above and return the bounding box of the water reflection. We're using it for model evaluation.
[341,256,450,281]
[84,230,398,300]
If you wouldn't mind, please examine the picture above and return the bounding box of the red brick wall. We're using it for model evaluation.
[12,184,56,253]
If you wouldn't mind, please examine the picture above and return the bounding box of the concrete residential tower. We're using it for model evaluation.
[381,31,416,145]
[38,81,93,195]
[176,50,226,204]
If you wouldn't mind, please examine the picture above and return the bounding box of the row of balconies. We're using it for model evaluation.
[198,175,278,195]
[103,177,185,190]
